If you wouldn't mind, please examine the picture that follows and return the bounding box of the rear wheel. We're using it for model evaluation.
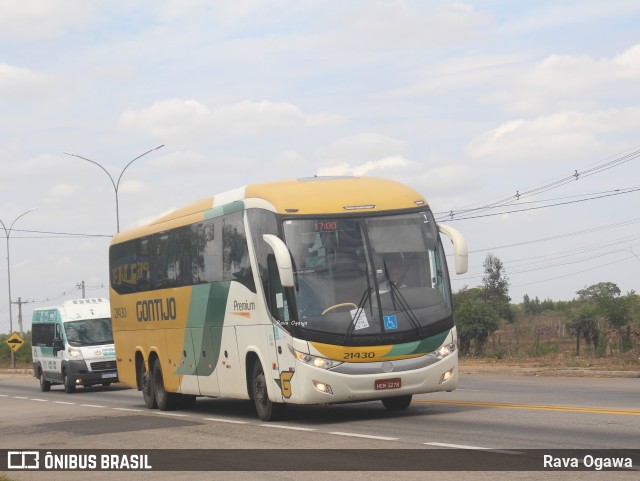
[141,361,157,409]
[152,359,179,411]
[39,369,51,392]
[381,395,412,411]
[252,361,285,421]
[63,370,76,394]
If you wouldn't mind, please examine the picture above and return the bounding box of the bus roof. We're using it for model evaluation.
[112,176,428,244]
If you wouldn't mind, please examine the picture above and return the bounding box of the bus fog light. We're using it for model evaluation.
[313,381,333,394]
[439,369,453,384]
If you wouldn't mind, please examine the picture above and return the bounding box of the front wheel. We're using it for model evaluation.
[381,395,412,411]
[252,361,285,421]
[152,359,179,411]
[63,370,76,394]
[39,370,51,392]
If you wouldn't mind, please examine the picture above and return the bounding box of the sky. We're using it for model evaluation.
[1,0,639,334]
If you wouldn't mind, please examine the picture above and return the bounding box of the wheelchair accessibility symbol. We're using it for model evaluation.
[383,315,398,330]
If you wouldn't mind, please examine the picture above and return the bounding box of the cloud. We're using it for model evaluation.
[119,99,211,140]
[331,2,491,50]
[317,133,409,164]
[467,107,640,164]
[316,156,415,177]
[119,99,343,140]
[46,184,76,202]
[0,0,94,40]
[0,63,50,98]
[486,44,640,114]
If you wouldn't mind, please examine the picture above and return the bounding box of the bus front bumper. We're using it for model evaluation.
[288,351,458,405]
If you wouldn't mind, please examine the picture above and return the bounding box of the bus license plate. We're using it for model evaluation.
[375,378,401,390]
[102,372,117,379]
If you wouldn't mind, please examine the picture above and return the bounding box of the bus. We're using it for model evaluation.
[108,176,467,420]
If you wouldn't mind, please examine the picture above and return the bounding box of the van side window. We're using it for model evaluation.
[32,323,55,347]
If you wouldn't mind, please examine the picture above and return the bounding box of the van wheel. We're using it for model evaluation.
[152,359,179,411]
[39,370,51,392]
[381,395,412,411]
[141,362,157,409]
[252,361,284,421]
[63,371,76,394]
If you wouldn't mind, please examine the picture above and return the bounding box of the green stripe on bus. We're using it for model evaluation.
[204,200,244,220]
[177,282,231,376]
[385,330,449,357]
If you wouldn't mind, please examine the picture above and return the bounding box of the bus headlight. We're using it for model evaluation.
[68,347,84,359]
[290,347,342,370]
[432,341,456,359]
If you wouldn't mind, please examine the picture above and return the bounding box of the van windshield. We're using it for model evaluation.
[64,318,114,346]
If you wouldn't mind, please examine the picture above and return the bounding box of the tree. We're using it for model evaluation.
[453,287,499,355]
[566,304,599,354]
[577,281,630,329]
[482,253,514,322]
[569,282,634,355]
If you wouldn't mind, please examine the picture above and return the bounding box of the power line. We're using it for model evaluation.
[12,228,111,238]
[466,216,640,254]
[434,146,640,220]
[436,185,640,221]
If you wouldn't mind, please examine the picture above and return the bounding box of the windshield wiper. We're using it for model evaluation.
[383,261,424,338]
[340,286,372,346]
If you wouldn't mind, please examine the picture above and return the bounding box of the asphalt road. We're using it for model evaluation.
[1,371,638,481]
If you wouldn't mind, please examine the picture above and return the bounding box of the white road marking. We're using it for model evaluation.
[329,432,398,441]
[81,404,106,408]
[154,412,189,417]
[12,396,28,399]
[53,401,75,405]
[425,442,489,450]
[113,407,143,412]
[260,424,315,432]
[29,398,48,402]
[204,417,249,424]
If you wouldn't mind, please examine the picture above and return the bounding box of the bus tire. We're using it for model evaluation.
[382,395,412,411]
[140,361,157,409]
[63,370,76,394]
[39,368,51,392]
[152,359,179,411]
[252,361,285,422]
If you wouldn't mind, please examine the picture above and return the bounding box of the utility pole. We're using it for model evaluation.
[77,281,86,299]
[11,297,29,336]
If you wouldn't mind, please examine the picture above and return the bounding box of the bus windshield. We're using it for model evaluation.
[282,210,452,344]
[64,318,114,347]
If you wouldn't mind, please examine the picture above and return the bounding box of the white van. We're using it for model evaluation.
[32,298,118,393]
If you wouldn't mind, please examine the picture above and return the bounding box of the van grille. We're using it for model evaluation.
[91,361,117,371]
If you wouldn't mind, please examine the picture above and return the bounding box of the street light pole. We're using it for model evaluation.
[63,145,164,233]
[1,208,37,369]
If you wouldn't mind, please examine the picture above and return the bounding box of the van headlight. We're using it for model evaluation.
[432,341,456,359]
[68,347,84,359]
[289,346,342,370]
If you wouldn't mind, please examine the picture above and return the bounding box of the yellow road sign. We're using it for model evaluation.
[4,332,26,353]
